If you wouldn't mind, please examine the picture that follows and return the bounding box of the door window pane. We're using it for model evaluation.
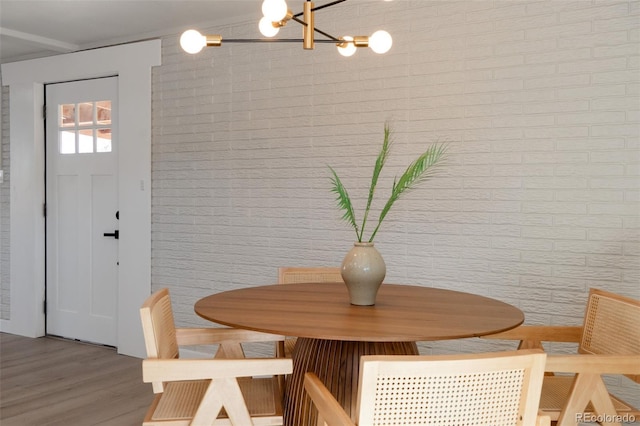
[60,130,76,154]
[78,129,94,153]
[96,101,111,125]
[60,104,75,127]
[78,102,94,126]
[96,128,112,152]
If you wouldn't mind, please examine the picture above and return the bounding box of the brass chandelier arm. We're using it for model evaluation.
[303,0,314,49]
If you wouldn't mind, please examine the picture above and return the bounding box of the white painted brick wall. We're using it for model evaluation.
[0,86,8,321]
[151,1,639,405]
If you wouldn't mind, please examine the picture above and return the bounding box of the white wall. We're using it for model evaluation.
[151,0,639,403]
[0,86,7,321]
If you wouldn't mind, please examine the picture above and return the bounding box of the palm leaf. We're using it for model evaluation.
[329,166,360,238]
[360,125,392,242]
[368,142,448,242]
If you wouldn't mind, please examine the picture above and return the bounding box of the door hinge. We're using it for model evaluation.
[43,104,46,119]
[43,203,47,217]
[43,300,47,315]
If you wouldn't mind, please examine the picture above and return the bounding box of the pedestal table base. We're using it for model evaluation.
[284,338,419,426]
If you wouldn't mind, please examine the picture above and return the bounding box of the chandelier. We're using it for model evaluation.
[180,0,392,57]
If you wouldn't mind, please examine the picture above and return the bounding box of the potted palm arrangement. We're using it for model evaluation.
[329,124,448,305]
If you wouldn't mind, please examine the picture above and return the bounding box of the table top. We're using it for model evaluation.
[194,283,524,342]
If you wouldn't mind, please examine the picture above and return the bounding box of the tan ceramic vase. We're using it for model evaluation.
[340,242,386,306]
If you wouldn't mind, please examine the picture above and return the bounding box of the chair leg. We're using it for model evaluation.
[589,376,623,426]
[191,378,253,425]
[556,373,620,426]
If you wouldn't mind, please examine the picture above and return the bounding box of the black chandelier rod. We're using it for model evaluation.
[313,27,341,42]
[293,0,347,17]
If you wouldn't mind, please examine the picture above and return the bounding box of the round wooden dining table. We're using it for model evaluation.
[195,282,524,426]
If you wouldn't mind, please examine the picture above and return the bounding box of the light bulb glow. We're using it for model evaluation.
[262,0,288,22]
[337,36,357,57]
[180,29,206,54]
[259,17,280,37]
[369,30,392,54]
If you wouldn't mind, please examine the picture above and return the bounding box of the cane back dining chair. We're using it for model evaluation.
[483,288,640,426]
[140,288,293,425]
[276,267,342,358]
[304,349,550,426]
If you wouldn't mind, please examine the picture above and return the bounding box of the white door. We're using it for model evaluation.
[45,77,119,346]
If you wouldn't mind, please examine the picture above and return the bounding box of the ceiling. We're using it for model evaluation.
[0,1,261,64]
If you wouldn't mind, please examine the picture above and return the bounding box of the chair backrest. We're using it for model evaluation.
[356,350,547,426]
[140,288,180,360]
[140,288,180,392]
[580,288,640,356]
[579,288,640,382]
[278,267,343,284]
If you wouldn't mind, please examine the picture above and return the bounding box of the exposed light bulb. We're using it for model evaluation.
[259,16,280,37]
[337,36,357,57]
[262,0,288,22]
[369,30,392,54]
[180,29,206,54]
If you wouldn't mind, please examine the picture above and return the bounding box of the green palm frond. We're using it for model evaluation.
[360,124,392,241]
[368,143,448,242]
[329,166,360,238]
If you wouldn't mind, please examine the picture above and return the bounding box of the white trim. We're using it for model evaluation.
[0,27,79,53]
[0,39,161,357]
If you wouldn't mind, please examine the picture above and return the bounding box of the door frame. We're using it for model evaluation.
[0,39,161,357]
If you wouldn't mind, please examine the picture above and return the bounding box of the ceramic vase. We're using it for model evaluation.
[340,242,386,306]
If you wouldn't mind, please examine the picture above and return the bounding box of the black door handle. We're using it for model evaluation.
[103,230,119,239]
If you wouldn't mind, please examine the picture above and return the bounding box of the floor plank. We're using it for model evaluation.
[0,333,152,425]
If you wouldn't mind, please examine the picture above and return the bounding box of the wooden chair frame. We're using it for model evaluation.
[143,358,292,425]
[483,288,640,426]
[140,288,293,425]
[304,349,551,426]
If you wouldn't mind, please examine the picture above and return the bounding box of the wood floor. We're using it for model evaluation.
[0,332,152,426]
